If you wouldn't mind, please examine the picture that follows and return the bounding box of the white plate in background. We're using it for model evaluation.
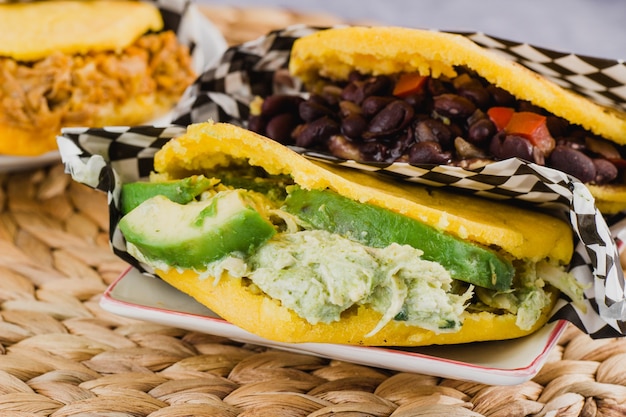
[0,151,62,173]
[101,267,568,386]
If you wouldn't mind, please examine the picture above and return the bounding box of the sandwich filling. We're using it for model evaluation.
[0,31,195,136]
[249,67,626,187]
[119,168,586,337]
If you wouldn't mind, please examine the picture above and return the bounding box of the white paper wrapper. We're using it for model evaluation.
[59,25,626,339]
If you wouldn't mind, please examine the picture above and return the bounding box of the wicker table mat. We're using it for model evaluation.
[1,5,626,417]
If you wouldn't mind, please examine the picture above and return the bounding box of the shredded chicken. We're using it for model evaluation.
[0,31,195,130]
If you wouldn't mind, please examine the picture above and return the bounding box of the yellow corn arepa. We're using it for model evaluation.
[0,1,163,62]
[289,26,626,146]
[586,184,626,214]
[3,95,173,157]
[157,268,557,345]
[155,122,572,263]
[289,27,626,212]
[151,121,572,346]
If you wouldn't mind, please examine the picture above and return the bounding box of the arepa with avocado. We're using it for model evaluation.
[115,121,586,346]
[0,0,196,156]
[249,26,626,213]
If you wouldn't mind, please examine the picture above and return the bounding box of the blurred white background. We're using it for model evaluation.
[200,0,626,60]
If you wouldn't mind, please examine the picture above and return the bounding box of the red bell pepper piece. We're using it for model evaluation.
[487,107,514,131]
[393,73,427,98]
[504,111,555,154]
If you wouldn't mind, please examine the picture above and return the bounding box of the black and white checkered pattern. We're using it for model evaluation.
[461,32,626,111]
[59,26,626,339]
[171,25,319,125]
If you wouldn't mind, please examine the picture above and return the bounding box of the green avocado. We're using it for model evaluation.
[120,175,214,215]
[119,190,276,269]
[283,186,514,291]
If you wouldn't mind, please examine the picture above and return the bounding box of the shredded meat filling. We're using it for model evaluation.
[0,31,195,130]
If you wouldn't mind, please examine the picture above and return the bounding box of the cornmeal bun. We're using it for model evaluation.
[280,27,626,213]
[115,121,578,347]
[158,268,557,346]
[289,27,626,147]
[0,1,196,156]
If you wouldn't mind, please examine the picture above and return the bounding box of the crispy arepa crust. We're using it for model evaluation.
[0,1,163,62]
[149,121,572,346]
[289,26,626,213]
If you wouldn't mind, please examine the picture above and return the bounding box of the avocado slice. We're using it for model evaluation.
[121,175,214,215]
[217,174,291,204]
[283,186,514,291]
[119,190,276,269]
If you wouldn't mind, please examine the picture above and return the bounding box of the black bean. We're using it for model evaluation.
[319,87,342,106]
[593,158,618,184]
[467,118,496,145]
[455,137,488,159]
[487,85,516,106]
[247,115,266,134]
[403,92,429,111]
[556,136,586,151]
[294,116,339,148]
[518,101,544,114]
[546,116,570,138]
[548,145,596,183]
[348,70,365,82]
[433,94,476,119]
[458,85,491,108]
[341,81,367,104]
[265,113,298,144]
[339,76,392,105]
[308,93,332,107]
[359,142,390,162]
[447,123,464,140]
[341,114,369,139]
[299,100,333,122]
[427,78,450,96]
[363,75,393,97]
[261,95,304,117]
[585,136,622,160]
[414,118,453,148]
[328,135,363,160]
[408,141,453,165]
[388,129,415,160]
[339,100,362,118]
[467,108,487,126]
[490,134,535,162]
[365,100,414,137]
[361,96,395,117]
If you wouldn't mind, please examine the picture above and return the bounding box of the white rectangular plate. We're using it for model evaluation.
[101,267,567,385]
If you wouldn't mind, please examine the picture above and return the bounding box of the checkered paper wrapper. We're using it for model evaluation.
[58,25,626,340]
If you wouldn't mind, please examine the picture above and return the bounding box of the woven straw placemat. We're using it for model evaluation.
[1,5,626,416]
